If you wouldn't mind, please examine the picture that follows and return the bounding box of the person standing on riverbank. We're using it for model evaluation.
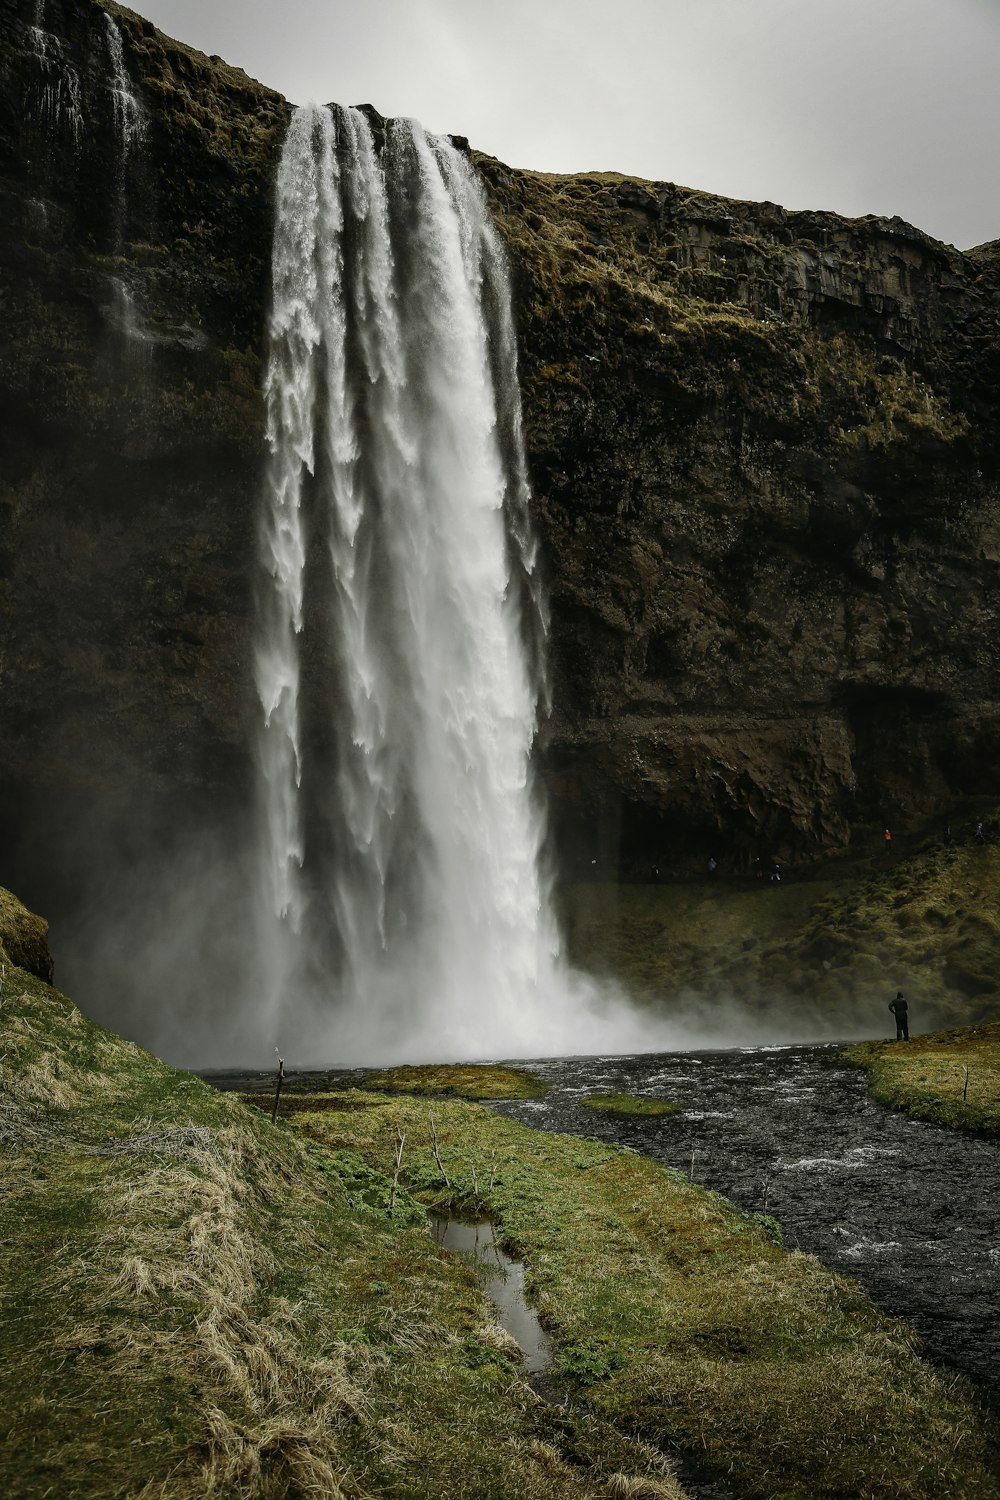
[888,991,909,1040]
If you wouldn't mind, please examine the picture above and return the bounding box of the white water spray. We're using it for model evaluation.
[256,104,662,1063]
[101,15,150,346]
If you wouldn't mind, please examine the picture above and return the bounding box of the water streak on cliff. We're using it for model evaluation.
[25,2,82,148]
[103,13,143,158]
[256,103,657,1061]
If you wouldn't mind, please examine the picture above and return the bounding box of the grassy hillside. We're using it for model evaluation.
[2,967,672,1498]
[2,889,998,1498]
[560,831,1000,1038]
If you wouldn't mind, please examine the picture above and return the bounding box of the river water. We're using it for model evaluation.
[208,1043,999,1393]
[487,1044,1000,1392]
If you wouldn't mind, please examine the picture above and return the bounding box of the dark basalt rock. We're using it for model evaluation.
[1,0,999,919]
[473,157,1000,872]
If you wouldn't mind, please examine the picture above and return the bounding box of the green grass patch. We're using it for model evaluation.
[0,926,666,1499]
[363,1062,549,1099]
[844,1021,1000,1134]
[580,1092,680,1117]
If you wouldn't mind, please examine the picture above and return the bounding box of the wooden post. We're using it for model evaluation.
[962,1065,970,1102]
[271,1049,285,1124]
[388,1126,406,1215]
[429,1112,450,1187]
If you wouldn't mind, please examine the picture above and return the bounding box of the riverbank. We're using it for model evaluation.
[844,1022,1000,1134]
[2,933,998,1497]
[294,1085,1000,1500]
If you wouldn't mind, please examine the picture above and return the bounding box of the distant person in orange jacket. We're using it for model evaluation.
[884,828,892,851]
[888,991,909,1040]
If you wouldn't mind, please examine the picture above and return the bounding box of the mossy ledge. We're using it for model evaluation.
[362,1062,550,1100]
[2,887,999,1498]
[560,823,1000,1033]
[580,1092,680,1117]
[844,1021,1000,1135]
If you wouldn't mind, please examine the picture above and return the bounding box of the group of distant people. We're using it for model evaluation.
[705,855,781,881]
[700,816,994,883]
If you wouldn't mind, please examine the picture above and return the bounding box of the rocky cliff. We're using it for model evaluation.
[2,0,999,922]
[475,165,1000,872]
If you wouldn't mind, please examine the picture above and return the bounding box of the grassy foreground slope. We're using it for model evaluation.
[0,956,678,1498]
[1,902,998,1497]
[845,1022,1000,1134]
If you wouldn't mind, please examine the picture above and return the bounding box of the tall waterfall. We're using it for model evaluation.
[256,104,652,1063]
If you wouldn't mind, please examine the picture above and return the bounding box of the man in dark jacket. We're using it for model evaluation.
[888,991,909,1040]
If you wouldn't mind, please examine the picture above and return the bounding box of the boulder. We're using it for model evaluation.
[0,886,55,983]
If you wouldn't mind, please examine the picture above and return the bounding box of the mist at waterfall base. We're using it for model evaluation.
[47,798,894,1072]
[37,100,880,1071]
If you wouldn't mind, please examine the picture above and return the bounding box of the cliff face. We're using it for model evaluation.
[474,164,1000,870]
[0,0,286,839]
[2,0,1000,907]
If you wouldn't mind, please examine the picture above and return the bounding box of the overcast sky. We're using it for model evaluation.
[129,0,998,250]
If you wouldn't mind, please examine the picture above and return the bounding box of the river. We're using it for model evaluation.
[488,1044,1000,1391]
[207,1042,999,1392]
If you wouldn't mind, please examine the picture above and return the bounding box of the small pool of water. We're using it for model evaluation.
[428,1213,732,1498]
[430,1214,552,1375]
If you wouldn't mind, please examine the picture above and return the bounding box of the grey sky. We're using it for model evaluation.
[130,0,999,250]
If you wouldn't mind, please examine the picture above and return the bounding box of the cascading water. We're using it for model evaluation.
[25,1,83,149]
[103,13,143,161]
[256,104,664,1063]
[101,16,150,356]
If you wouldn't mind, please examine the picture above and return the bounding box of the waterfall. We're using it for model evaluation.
[101,14,149,352]
[25,2,83,149]
[256,104,658,1063]
[104,14,143,159]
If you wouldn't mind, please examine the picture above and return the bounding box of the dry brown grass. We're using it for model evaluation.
[1,949,676,1498]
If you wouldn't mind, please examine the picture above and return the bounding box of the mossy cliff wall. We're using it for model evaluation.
[2,0,999,897]
[474,164,1000,870]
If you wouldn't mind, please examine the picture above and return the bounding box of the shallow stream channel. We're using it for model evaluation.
[429,1215,552,1375]
[488,1044,1000,1392]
